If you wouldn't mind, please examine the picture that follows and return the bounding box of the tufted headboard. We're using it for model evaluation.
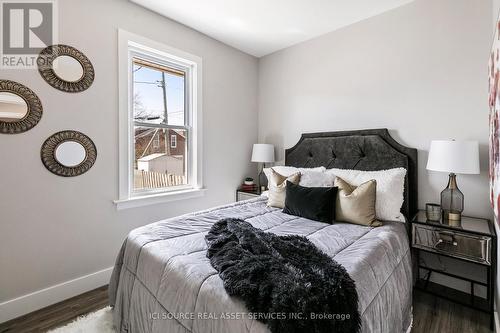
[285,128,418,222]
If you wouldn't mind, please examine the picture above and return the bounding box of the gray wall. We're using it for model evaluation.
[0,0,258,302]
[258,0,492,220]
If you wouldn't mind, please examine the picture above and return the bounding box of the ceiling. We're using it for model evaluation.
[131,0,414,58]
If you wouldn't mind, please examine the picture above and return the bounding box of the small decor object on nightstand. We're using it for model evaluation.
[240,177,257,193]
[240,184,257,192]
[244,177,254,186]
[425,203,441,221]
[251,143,275,192]
[426,140,480,222]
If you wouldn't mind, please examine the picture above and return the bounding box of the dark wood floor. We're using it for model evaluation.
[0,286,492,332]
[0,286,108,333]
[412,291,491,333]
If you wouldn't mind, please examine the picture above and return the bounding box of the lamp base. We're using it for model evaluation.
[443,210,461,221]
[258,163,268,191]
[440,173,464,223]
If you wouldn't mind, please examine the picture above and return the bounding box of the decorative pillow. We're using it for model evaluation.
[326,167,406,222]
[335,177,381,227]
[283,181,337,223]
[264,166,325,180]
[267,169,301,208]
[299,170,335,187]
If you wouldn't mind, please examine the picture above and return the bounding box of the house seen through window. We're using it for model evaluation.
[133,58,188,191]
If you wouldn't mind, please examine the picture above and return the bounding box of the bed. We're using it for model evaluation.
[109,128,418,333]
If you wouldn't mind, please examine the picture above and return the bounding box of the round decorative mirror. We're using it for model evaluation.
[37,45,95,93]
[0,80,43,134]
[52,55,84,82]
[0,92,28,122]
[41,131,97,177]
[55,141,87,167]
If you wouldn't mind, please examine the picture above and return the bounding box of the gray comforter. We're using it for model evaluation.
[109,197,412,333]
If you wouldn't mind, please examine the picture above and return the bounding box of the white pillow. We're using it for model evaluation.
[299,171,335,187]
[325,167,407,222]
[263,166,326,179]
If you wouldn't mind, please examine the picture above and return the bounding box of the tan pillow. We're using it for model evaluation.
[334,177,381,227]
[267,169,301,208]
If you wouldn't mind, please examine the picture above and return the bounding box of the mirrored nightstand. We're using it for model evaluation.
[236,187,261,202]
[411,210,496,330]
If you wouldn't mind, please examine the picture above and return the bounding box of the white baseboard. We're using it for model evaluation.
[0,267,113,324]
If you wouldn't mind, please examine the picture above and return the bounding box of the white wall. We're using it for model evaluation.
[258,0,492,220]
[0,0,258,319]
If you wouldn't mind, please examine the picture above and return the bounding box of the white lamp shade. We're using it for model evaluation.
[426,140,480,174]
[251,144,275,163]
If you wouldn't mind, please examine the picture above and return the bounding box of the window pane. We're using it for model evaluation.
[133,58,185,126]
[134,126,188,191]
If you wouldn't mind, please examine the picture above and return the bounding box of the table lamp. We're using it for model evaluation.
[426,140,480,221]
[251,144,275,191]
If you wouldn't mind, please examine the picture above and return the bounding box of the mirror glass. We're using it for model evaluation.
[0,92,28,122]
[53,55,84,82]
[55,141,86,167]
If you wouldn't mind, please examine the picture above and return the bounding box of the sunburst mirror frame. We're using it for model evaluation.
[0,80,43,134]
[37,44,95,93]
[41,130,97,177]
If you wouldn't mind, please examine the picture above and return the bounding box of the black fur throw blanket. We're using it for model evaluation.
[205,218,361,333]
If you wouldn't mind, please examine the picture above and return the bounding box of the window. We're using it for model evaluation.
[170,134,177,149]
[117,30,203,209]
[133,58,188,192]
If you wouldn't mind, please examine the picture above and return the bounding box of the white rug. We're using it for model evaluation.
[48,306,115,333]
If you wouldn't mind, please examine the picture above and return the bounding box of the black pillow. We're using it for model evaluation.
[283,181,337,223]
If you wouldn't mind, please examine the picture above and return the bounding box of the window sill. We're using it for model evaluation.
[114,188,206,210]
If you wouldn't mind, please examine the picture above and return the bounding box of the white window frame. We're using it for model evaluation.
[115,30,204,210]
[170,134,177,149]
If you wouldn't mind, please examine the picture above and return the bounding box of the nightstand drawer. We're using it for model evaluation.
[412,224,492,265]
[237,192,260,201]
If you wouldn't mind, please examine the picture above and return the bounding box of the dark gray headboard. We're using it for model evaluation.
[285,128,418,221]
